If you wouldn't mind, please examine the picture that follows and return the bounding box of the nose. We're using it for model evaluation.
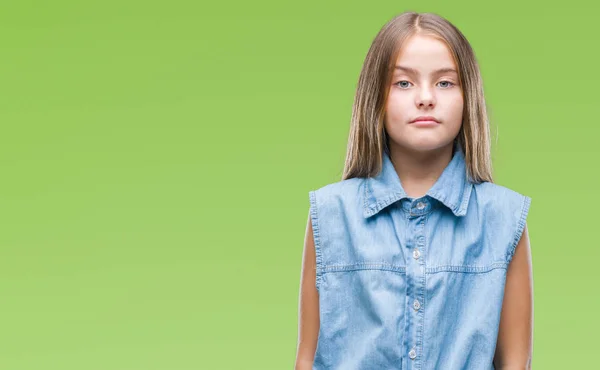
[416,87,435,108]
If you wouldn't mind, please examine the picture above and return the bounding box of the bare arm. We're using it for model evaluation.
[493,223,534,369]
[295,212,320,370]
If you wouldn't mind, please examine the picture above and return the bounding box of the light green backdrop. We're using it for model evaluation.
[0,1,597,369]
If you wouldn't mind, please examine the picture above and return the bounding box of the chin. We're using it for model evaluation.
[400,139,454,153]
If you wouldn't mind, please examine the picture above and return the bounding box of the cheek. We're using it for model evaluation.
[449,99,464,133]
[445,93,464,119]
[385,93,409,120]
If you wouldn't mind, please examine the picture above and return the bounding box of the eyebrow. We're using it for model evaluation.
[394,65,458,75]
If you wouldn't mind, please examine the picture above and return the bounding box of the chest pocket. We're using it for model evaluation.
[425,214,505,273]
[315,263,407,368]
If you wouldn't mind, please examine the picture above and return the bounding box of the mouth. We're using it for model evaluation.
[410,116,441,124]
[409,120,440,127]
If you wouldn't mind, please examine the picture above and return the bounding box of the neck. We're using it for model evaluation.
[388,142,455,199]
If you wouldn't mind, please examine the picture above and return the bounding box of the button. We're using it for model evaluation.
[412,248,420,259]
[416,202,426,210]
[413,299,421,311]
[409,348,417,359]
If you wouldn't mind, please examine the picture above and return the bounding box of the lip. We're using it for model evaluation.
[410,116,440,123]
[410,120,439,127]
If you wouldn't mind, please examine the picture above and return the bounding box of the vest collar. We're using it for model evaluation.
[363,144,473,218]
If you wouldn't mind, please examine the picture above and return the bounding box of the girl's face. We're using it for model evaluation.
[385,34,463,154]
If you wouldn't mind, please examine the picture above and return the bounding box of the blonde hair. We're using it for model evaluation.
[342,11,493,184]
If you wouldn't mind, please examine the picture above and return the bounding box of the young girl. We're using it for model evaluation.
[295,12,533,370]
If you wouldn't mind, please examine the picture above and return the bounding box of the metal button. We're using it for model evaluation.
[413,248,420,259]
[416,201,426,210]
[409,348,417,359]
[413,299,421,311]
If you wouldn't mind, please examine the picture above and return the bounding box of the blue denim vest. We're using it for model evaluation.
[308,144,531,369]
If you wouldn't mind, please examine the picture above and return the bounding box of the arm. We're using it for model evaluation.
[493,223,534,369]
[295,212,320,370]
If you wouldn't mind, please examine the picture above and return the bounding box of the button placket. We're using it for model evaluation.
[406,205,426,367]
[409,199,430,217]
[408,348,417,359]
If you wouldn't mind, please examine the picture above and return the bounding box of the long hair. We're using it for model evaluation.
[342,11,493,184]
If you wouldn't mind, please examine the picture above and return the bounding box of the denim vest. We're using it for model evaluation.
[308,144,531,370]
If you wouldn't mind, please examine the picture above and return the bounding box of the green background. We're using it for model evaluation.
[0,1,596,368]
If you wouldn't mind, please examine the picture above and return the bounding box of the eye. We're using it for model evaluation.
[394,80,412,89]
[438,80,455,88]
[393,80,456,89]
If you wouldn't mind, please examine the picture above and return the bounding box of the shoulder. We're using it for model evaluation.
[472,181,532,214]
[307,178,366,254]
[472,181,532,261]
[308,177,366,229]
[309,177,365,207]
[473,181,529,201]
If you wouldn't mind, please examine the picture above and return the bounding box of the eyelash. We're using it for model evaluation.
[394,80,456,89]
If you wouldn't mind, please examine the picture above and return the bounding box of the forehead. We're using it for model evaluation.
[393,34,457,73]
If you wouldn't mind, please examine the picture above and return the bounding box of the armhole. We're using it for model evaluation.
[309,190,324,292]
[506,194,532,264]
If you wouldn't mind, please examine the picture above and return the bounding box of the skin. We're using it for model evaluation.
[385,33,464,199]
[295,33,533,369]
[295,215,319,370]
[493,223,534,369]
